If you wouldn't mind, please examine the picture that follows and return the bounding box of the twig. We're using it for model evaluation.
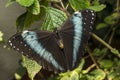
[116,0,120,13]
[59,0,65,9]
[91,33,120,58]
[82,64,96,74]
[91,33,113,50]
[86,46,100,69]
[108,28,115,44]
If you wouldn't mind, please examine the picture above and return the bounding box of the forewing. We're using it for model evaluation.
[8,30,67,73]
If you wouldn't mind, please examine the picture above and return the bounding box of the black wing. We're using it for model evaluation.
[59,9,96,70]
[8,30,67,73]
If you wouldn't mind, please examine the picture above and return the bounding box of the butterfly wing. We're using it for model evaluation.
[8,9,96,73]
[8,30,67,73]
[59,9,96,70]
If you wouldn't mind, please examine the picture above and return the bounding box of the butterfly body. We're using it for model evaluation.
[8,9,96,73]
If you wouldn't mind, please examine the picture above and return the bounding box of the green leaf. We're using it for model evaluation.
[75,58,85,73]
[88,4,106,12]
[89,69,106,80]
[111,49,119,55]
[16,12,27,31]
[22,56,42,80]
[92,0,100,5]
[0,31,3,42]
[16,0,35,7]
[69,0,90,11]
[104,13,118,25]
[96,23,108,30]
[16,11,44,31]
[5,0,15,7]
[60,76,71,80]
[28,0,40,15]
[41,7,67,31]
[14,67,26,80]
[99,59,114,69]
[93,48,107,56]
[70,71,79,80]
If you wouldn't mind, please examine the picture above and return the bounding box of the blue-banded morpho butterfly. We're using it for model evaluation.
[8,9,96,73]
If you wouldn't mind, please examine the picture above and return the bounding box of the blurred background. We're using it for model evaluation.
[0,0,41,79]
[0,0,24,80]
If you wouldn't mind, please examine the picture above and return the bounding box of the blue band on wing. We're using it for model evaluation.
[71,12,83,67]
[21,31,64,71]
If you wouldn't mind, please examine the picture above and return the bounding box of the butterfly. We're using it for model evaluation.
[8,9,96,73]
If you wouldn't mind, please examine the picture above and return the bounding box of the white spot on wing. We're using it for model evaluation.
[86,10,88,12]
[91,10,94,13]
[9,40,11,43]
[92,17,94,20]
[90,26,92,29]
[10,43,12,46]
[92,13,95,16]
[13,46,15,48]
[17,48,19,51]
[24,44,27,47]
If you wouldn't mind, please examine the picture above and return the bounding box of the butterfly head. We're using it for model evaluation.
[22,30,37,41]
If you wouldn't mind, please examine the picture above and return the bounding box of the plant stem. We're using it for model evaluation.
[59,0,65,9]
[91,33,120,58]
[116,0,119,13]
[91,33,113,50]
[86,46,100,69]
[82,64,96,74]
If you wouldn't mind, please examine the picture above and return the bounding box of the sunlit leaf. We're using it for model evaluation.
[22,56,42,80]
[70,71,79,80]
[60,76,71,80]
[41,7,67,31]
[16,0,34,7]
[69,0,90,11]
[28,0,40,15]
[75,58,85,73]
[0,31,3,42]
[88,4,106,12]
[99,59,114,69]
[89,69,106,80]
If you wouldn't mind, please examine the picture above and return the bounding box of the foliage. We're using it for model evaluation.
[4,0,120,80]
